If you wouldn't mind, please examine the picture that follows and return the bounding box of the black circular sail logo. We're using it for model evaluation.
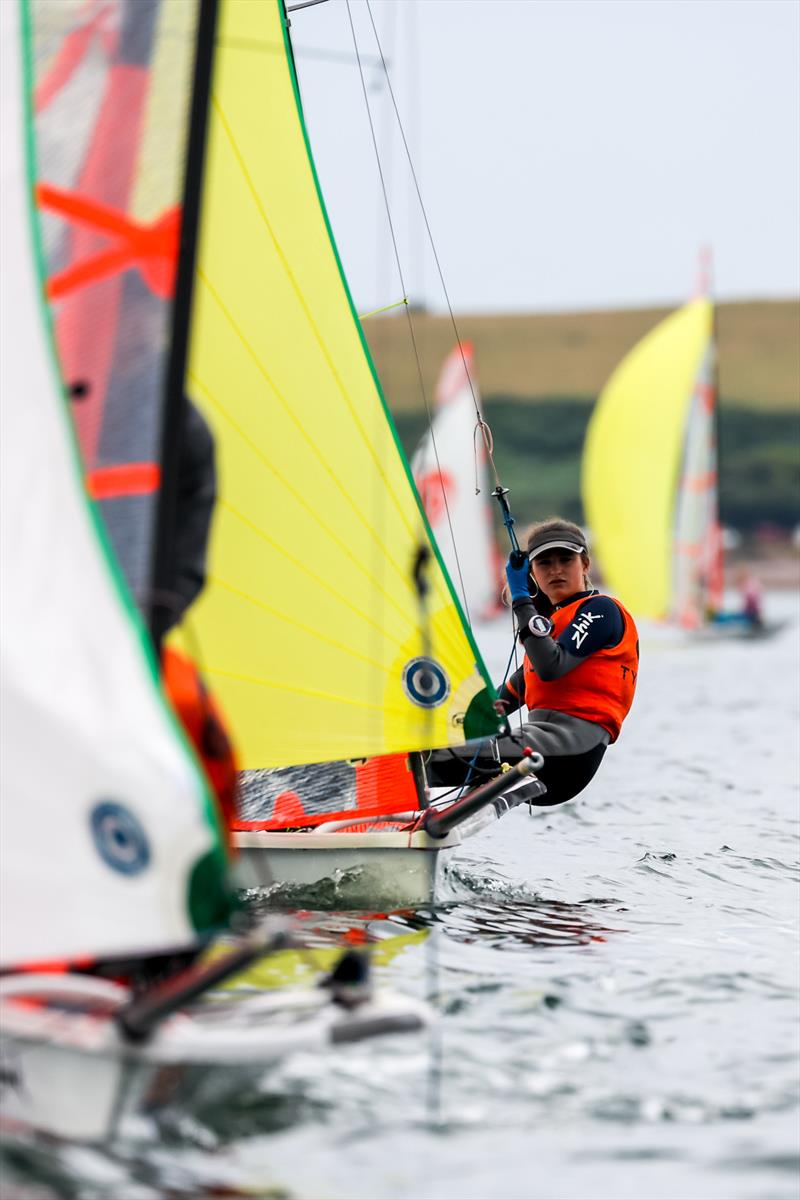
[90,801,150,876]
[402,657,450,708]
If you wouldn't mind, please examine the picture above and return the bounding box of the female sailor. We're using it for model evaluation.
[429,518,639,807]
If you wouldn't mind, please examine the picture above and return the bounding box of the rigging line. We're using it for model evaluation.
[364,0,502,493]
[507,605,525,733]
[344,0,472,623]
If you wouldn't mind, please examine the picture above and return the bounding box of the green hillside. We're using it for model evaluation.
[364,299,800,413]
[370,300,800,535]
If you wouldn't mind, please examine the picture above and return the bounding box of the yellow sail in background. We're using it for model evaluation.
[178,0,498,769]
[581,298,713,618]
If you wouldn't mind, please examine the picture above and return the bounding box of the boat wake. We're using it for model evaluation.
[438,861,627,949]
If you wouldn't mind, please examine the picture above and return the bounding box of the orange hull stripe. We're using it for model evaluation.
[87,462,160,500]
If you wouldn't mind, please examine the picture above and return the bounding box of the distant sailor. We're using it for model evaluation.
[709,565,765,630]
[429,518,639,806]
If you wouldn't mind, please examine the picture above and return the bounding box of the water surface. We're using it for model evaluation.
[3,593,798,1200]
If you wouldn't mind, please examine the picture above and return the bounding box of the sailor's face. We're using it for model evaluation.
[531,551,585,603]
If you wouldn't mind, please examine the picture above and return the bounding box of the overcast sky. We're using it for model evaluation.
[288,0,800,314]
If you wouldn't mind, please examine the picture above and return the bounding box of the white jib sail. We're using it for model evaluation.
[0,0,222,968]
[672,344,717,628]
[412,344,500,622]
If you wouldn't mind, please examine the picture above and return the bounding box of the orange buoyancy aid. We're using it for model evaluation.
[522,595,639,742]
[162,646,238,843]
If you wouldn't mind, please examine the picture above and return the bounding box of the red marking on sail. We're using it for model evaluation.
[696,382,715,414]
[38,186,180,301]
[682,470,717,493]
[675,541,701,558]
[86,462,160,500]
[416,469,456,526]
[231,755,420,832]
[48,63,152,468]
[35,1,116,113]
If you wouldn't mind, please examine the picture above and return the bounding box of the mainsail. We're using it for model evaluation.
[179,0,501,770]
[0,0,229,967]
[412,343,503,623]
[581,297,719,625]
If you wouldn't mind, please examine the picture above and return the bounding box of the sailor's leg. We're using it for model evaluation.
[427,735,607,808]
[528,744,607,806]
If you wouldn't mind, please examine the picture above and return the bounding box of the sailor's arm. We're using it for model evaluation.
[512,596,624,680]
[495,666,525,713]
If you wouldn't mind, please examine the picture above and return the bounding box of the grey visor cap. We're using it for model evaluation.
[528,532,587,559]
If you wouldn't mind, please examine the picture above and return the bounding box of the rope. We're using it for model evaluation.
[344,0,473,621]
[364,1,479,424]
[361,2,523,563]
[347,0,528,682]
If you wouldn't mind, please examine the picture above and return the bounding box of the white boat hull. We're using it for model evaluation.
[0,973,429,1142]
[233,825,467,907]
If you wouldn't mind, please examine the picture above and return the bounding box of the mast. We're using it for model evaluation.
[700,246,725,613]
[150,0,220,647]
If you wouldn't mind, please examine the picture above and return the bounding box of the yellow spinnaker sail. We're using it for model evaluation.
[179,0,498,769]
[581,299,713,619]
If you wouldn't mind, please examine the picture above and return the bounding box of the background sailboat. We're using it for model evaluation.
[581,284,724,630]
[412,342,504,624]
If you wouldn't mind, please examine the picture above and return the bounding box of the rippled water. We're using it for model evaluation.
[3,593,799,1200]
